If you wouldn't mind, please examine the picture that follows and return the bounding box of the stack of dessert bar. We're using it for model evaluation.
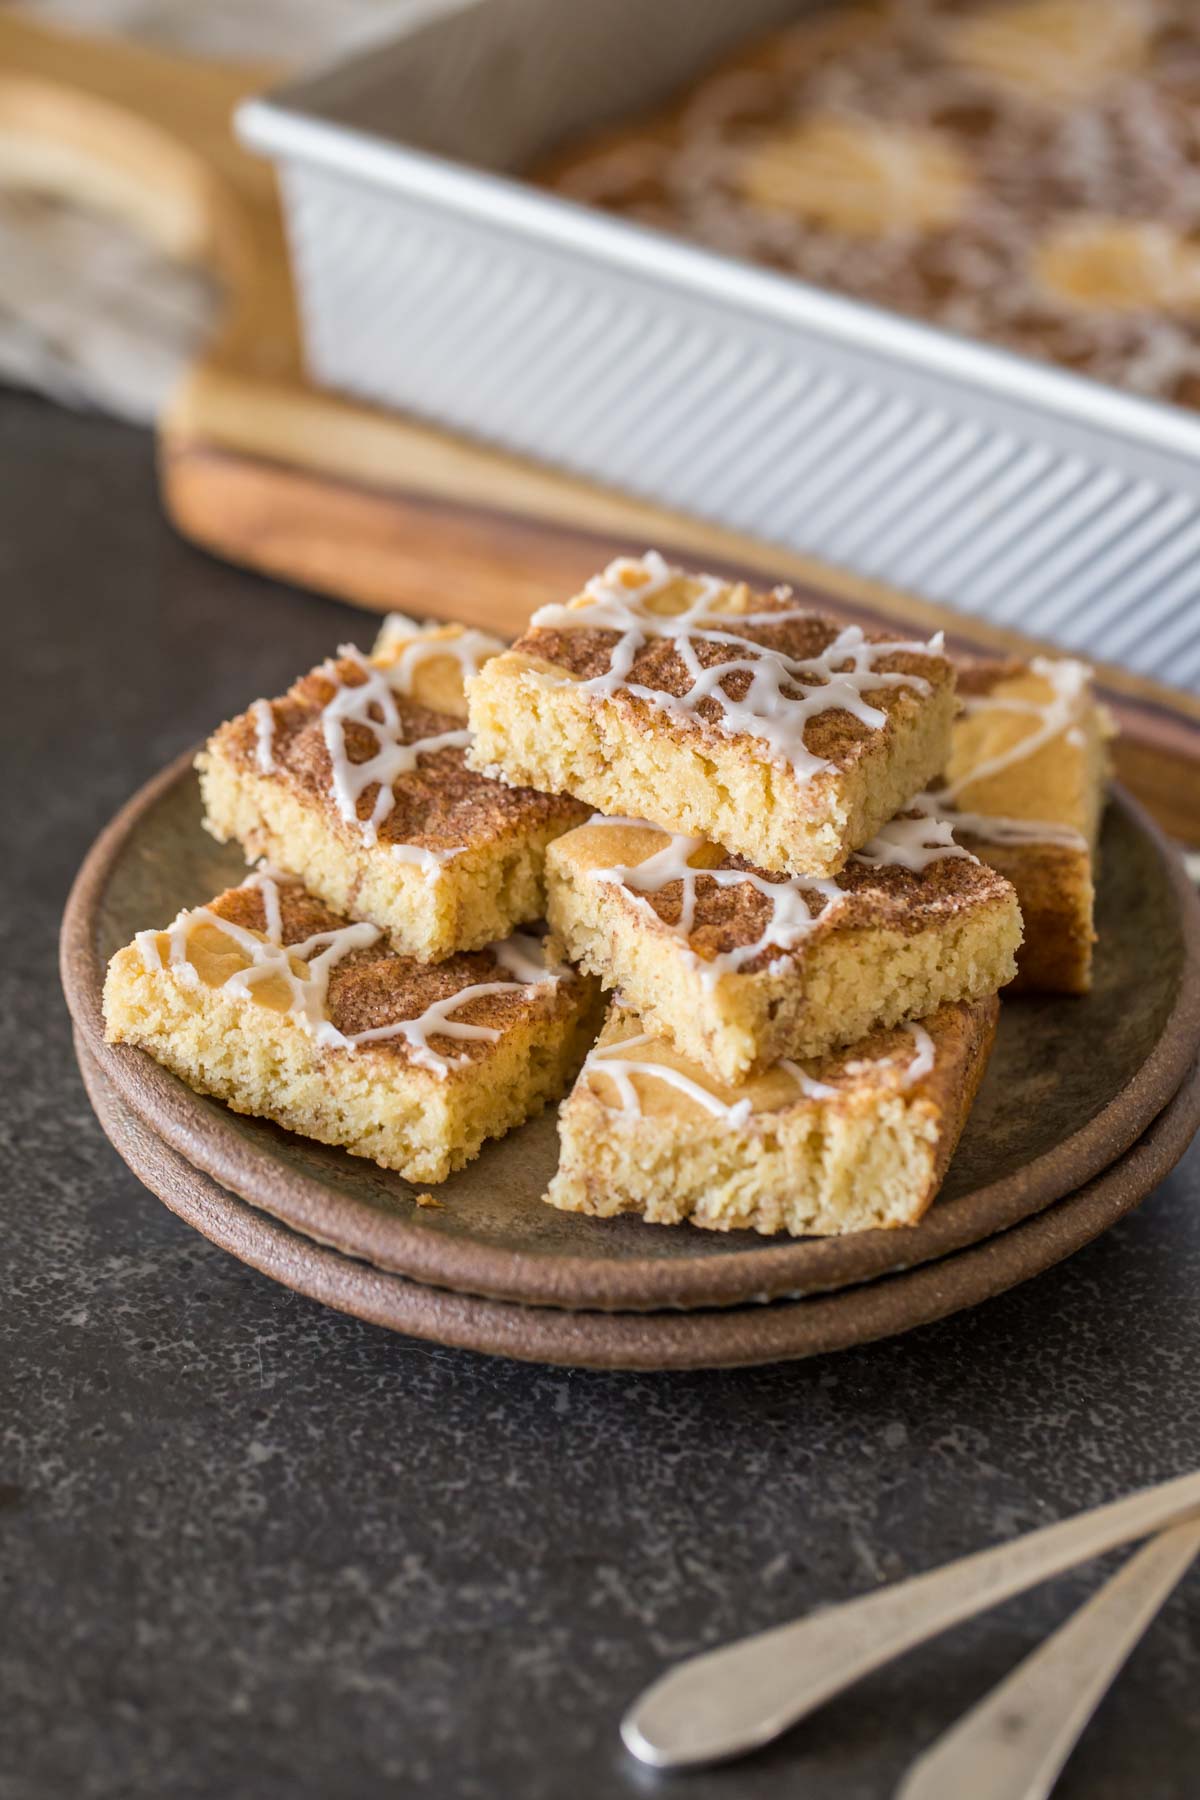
[103,615,601,1184]
[104,553,1110,1237]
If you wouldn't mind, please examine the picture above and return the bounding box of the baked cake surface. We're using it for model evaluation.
[933,655,1112,993]
[546,807,1019,1081]
[198,622,586,962]
[546,995,998,1237]
[466,553,955,877]
[103,869,601,1182]
[538,0,1200,410]
[370,612,505,718]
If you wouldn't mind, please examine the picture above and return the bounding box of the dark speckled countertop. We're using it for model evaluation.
[3,390,1199,1800]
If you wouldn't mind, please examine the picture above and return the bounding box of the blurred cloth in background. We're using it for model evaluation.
[0,0,451,422]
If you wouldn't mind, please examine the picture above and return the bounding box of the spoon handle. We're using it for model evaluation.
[897,1515,1200,1800]
[622,1468,1200,1769]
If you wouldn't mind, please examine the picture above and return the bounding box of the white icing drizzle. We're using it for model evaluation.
[251,627,493,860]
[374,614,506,693]
[585,803,970,987]
[584,1018,937,1122]
[136,867,381,1050]
[136,871,560,1078]
[344,988,513,1070]
[940,656,1091,804]
[842,1021,936,1090]
[491,932,564,987]
[388,842,466,883]
[317,644,471,848]
[851,806,974,872]
[921,799,1088,851]
[590,821,843,986]
[531,552,945,785]
[582,1030,754,1127]
[252,862,289,942]
[251,699,275,775]
[777,1059,838,1100]
[341,930,561,1075]
[905,1022,937,1086]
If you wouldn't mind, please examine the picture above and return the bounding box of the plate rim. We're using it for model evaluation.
[76,1032,1200,1371]
[61,746,1200,1313]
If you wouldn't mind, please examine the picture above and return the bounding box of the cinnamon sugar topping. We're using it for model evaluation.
[580,800,985,985]
[539,0,1200,406]
[317,646,472,848]
[522,552,948,783]
[136,868,564,1077]
[221,645,584,857]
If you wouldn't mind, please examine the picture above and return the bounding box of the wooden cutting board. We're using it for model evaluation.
[4,10,1199,840]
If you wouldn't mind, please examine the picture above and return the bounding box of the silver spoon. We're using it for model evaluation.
[897,1513,1200,1800]
[622,1468,1200,1769]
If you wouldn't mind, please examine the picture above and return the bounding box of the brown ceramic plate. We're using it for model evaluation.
[77,1033,1199,1369]
[62,751,1200,1313]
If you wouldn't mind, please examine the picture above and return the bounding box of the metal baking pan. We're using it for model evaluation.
[239,0,1200,691]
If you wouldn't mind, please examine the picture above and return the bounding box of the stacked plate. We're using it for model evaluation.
[63,751,1200,1370]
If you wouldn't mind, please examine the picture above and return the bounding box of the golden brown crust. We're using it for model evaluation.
[955,836,1095,993]
[922,991,998,1191]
